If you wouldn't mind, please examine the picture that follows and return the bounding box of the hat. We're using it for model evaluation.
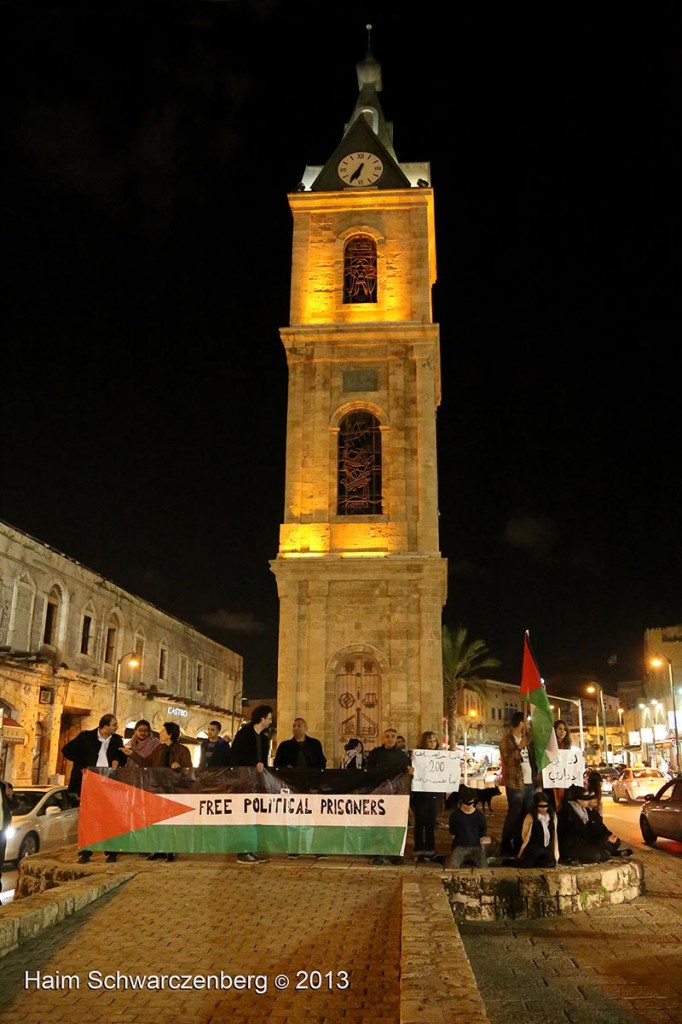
[569,787,593,801]
[460,795,476,805]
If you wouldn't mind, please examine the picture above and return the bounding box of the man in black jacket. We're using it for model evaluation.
[366,728,413,865]
[199,720,231,769]
[230,704,273,864]
[61,713,127,863]
[273,718,326,770]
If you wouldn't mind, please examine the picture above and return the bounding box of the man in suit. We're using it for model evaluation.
[61,713,127,863]
[273,718,327,770]
[199,720,231,769]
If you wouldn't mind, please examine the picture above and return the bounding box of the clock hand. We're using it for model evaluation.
[349,162,364,182]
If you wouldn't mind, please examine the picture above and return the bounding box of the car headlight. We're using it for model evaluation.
[5,826,16,839]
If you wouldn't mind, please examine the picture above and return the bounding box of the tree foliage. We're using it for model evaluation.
[442,624,501,747]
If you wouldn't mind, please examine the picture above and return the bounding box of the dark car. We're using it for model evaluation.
[640,778,682,846]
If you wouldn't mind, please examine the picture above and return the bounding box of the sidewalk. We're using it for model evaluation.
[0,796,681,1024]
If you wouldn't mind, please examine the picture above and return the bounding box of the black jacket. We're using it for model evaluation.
[230,723,269,767]
[365,745,410,775]
[199,736,232,769]
[273,735,327,770]
[61,728,127,794]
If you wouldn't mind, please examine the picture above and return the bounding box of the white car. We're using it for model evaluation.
[611,768,667,804]
[2,785,80,862]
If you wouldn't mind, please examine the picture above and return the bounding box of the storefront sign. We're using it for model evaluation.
[1,717,26,744]
[167,706,188,718]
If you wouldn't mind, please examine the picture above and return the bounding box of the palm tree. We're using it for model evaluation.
[442,624,501,747]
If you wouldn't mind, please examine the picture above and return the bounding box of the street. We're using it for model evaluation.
[602,796,682,858]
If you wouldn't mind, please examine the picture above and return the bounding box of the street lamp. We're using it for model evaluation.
[462,708,478,785]
[231,688,245,736]
[651,655,681,771]
[113,651,139,718]
[587,684,608,764]
[618,707,625,757]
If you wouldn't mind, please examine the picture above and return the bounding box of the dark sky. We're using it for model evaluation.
[3,1,681,696]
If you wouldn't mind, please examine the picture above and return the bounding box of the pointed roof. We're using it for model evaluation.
[308,25,411,192]
[344,24,397,162]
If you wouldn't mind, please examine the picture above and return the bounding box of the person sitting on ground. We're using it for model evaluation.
[586,769,604,816]
[446,792,489,868]
[557,786,613,864]
[585,790,632,858]
[341,737,366,769]
[513,790,559,868]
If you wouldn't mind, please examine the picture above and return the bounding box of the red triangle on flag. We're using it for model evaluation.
[78,770,189,848]
[520,630,542,697]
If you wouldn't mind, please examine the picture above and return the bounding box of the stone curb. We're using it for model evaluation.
[0,868,133,958]
[401,876,492,1024]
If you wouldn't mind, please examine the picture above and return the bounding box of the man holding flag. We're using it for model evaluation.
[520,630,559,774]
[499,632,558,856]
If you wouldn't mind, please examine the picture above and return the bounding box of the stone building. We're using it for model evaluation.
[271,40,447,763]
[0,520,242,785]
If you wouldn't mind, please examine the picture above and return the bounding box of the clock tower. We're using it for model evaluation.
[271,34,447,760]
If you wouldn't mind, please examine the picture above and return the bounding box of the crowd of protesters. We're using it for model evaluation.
[52,705,633,869]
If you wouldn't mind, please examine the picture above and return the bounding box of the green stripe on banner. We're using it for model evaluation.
[87,824,407,856]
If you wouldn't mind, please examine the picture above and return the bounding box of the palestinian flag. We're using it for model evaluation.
[520,631,559,772]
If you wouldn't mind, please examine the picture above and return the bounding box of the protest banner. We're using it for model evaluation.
[78,766,410,856]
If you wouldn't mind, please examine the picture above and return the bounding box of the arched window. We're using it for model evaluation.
[343,234,377,304]
[43,585,62,646]
[337,411,382,515]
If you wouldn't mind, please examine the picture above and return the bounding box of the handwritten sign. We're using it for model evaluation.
[541,748,585,789]
[411,749,461,792]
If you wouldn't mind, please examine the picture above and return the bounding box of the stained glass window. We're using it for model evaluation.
[337,412,382,514]
[343,234,377,304]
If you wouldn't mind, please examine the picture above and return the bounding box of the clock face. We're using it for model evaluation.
[337,152,384,187]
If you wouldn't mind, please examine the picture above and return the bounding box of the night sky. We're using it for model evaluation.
[3,1,680,696]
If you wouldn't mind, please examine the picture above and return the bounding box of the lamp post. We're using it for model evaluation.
[113,651,139,719]
[462,708,477,785]
[231,688,245,737]
[587,684,608,764]
[651,655,681,772]
[618,707,626,759]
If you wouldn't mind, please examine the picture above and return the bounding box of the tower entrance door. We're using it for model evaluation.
[335,654,382,763]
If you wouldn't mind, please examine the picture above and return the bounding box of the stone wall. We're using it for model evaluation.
[442,860,645,920]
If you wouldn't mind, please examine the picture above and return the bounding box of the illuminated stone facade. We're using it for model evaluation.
[0,521,243,785]
[271,70,447,762]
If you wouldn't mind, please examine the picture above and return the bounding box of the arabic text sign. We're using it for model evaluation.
[541,748,585,789]
[411,749,461,792]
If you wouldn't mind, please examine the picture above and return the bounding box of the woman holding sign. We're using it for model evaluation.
[548,719,572,812]
[410,731,443,861]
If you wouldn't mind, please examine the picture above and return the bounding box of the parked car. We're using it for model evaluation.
[611,767,667,803]
[2,785,80,863]
[640,779,682,845]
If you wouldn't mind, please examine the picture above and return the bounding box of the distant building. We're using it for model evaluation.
[0,521,243,785]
